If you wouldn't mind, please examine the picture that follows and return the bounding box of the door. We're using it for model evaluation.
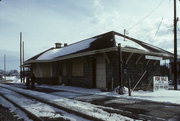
[96,56,106,89]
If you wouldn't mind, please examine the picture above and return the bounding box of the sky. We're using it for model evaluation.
[0,0,180,71]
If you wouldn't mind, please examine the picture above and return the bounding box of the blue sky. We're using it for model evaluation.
[0,0,180,71]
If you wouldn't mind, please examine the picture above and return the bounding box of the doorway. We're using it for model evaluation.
[96,56,106,89]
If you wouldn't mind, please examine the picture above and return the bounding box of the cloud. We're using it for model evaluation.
[0,0,180,70]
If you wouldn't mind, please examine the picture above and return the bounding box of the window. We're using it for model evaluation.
[72,59,84,76]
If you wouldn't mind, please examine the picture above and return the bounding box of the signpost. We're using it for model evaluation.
[153,76,169,91]
[145,55,162,60]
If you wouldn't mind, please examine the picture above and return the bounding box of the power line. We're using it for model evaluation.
[127,0,164,32]
[154,18,163,39]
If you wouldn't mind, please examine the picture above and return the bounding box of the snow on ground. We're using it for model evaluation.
[0,88,89,121]
[0,84,135,121]
[5,76,17,80]
[0,96,33,121]
[129,89,180,104]
[1,76,21,83]
[6,78,180,105]
[38,84,180,105]
[39,84,102,95]
[51,91,87,98]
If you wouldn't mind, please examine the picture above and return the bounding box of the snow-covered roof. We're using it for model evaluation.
[114,32,173,55]
[25,31,173,64]
[115,35,148,51]
[37,38,98,60]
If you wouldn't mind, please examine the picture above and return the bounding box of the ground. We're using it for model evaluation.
[1,77,180,121]
[0,105,23,121]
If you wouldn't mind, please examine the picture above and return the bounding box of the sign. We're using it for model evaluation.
[153,76,169,91]
[145,55,162,60]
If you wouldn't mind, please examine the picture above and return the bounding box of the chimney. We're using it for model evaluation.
[64,43,68,47]
[55,43,62,48]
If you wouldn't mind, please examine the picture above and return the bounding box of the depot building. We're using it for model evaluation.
[24,31,173,91]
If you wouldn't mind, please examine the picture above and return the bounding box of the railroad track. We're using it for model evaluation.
[1,83,169,121]
[0,84,136,121]
[0,87,91,121]
[0,94,43,121]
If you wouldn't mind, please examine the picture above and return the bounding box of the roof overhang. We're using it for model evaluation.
[24,46,173,65]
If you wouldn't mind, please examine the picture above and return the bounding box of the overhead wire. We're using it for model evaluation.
[127,0,164,32]
[154,18,163,39]
[125,0,176,55]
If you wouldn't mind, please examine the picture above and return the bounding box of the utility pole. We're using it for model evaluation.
[22,41,25,83]
[124,29,129,41]
[173,0,178,90]
[20,32,22,83]
[4,54,6,81]
[124,29,126,41]
[118,44,123,94]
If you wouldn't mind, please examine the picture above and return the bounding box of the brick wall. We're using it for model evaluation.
[34,51,168,91]
[106,52,119,90]
[61,57,94,88]
[105,51,164,91]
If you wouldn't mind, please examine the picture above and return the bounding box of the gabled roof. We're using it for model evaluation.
[25,47,55,62]
[37,32,115,61]
[114,32,172,55]
[24,31,173,64]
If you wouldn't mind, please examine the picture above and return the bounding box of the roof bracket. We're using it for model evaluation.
[135,54,143,65]
[153,60,158,66]
[103,53,110,64]
[125,53,133,65]
[146,59,150,66]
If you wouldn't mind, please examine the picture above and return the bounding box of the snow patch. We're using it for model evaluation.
[0,84,135,121]
[115,35,148,51]
[6,76,21,83]
[0,88,90,121]
[0,96,33,121]
[130,89,180,104]
[37,38,98,60]
[39,84,180,105]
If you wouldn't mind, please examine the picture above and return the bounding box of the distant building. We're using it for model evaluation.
[24,31,173,91]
